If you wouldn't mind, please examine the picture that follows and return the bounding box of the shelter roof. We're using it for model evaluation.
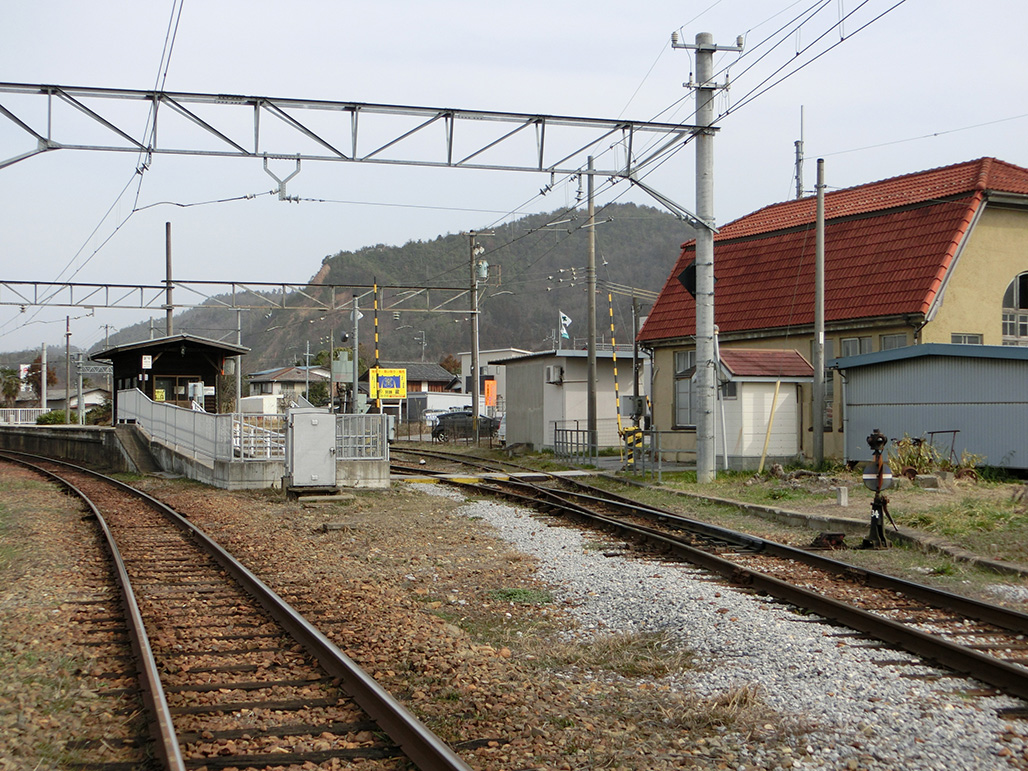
[639,157,1028,343]
[92,333,249,360]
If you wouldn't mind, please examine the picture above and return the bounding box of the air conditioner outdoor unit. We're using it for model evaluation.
[545,365,564,384]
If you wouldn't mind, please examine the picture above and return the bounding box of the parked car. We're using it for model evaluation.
[431,411,500,442]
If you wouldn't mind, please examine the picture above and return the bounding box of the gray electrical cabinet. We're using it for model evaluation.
[285,408,337,489]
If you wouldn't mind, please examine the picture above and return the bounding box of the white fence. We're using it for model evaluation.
[120,389,236,462]
[0,408,49,425]
[118,389,388,464]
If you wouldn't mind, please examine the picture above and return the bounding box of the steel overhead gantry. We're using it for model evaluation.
[0,279,476,316]
[0,83,707,192]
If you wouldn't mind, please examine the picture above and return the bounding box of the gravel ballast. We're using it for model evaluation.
[6,462,1028,770]
[421,484,1028,771]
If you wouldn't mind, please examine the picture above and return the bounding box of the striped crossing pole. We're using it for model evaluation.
[609,293,623,437]
[373,281,380,412]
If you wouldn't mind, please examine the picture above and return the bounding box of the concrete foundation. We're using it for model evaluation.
[0,424,390,491]
[0,425,137,472]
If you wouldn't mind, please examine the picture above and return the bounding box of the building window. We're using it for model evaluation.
[720,380,738,400]
[951,333,983,345]
[880,333,907,350]
[1002,272,1028,346]
[674,350,695,428]
[840,336,872,357]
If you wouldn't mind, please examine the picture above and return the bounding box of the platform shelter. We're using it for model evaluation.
[92,334,249,421]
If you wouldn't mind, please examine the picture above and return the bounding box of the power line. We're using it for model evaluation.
[721,1,909,120]
[810,113,1028,158]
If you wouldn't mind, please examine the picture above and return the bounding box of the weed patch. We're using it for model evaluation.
[529,630,694,678]
[488,587,553,604]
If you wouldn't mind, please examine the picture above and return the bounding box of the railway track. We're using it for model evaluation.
[392,449,1028,708]
[1,450,472,771]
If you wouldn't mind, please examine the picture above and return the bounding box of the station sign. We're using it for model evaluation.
[369,367,406,399]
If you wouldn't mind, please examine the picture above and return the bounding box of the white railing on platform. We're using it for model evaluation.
[119,389,235,463]
[234,413,286,459]
[335,413,389,461]
[0,408,50,425]
[119,390,388,464]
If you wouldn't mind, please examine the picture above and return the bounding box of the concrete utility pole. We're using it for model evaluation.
[76,353,84,425]
[794,106,805,200]
[351,295,360,413]
[586,156,598,459]
[165,222,173,336]
[65,316,71,424]
[235,310,242,412]
[813,158,826,466]
[468,231,492,441]
[672,31,743,483]
[40,342,47,412]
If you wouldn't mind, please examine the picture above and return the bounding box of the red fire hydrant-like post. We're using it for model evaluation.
[861,428,898,548]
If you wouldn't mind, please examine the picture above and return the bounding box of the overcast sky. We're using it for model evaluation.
[1,0,1026,354]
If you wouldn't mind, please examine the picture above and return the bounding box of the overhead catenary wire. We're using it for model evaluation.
[1,0,188,343]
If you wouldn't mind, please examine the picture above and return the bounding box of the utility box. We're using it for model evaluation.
[285,408,337,491]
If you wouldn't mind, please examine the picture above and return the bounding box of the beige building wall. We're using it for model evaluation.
[923,206,1028,345]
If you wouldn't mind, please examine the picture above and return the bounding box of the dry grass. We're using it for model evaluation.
[526,630,694,678]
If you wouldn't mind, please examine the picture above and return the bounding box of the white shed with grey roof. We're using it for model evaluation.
[832,344,1028,470]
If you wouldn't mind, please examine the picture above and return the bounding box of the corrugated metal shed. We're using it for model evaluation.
[832,344,1028,469]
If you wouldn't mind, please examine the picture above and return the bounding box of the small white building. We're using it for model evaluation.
[709,349,813,469]
[17,386,110,413]
[494,347,642,450]
[248,366,329,400]
[458,347,531,416]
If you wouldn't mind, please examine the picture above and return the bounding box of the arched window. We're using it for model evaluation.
[1002,273,1028,346]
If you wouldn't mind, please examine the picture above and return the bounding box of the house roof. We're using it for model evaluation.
[639,157,1028,343]
[359,361,456,382]
[490,347,633,366]
[248,366,329,384]
[719,349,813,378]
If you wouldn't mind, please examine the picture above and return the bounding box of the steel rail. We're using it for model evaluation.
[0,452,185,771]
[406,463,1028,701]
[395,449,1028,631]
[552,480,1028,634]
[0,450,473,771]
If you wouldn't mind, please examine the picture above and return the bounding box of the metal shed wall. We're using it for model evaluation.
[842,355,1028,469]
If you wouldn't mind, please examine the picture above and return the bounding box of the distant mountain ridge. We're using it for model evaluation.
[89,203,693,374]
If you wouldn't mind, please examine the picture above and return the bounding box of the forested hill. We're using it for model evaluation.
[99,202,693,374]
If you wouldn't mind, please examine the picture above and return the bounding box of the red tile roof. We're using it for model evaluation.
[719,349,813,378]
[639,157,1028,342]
